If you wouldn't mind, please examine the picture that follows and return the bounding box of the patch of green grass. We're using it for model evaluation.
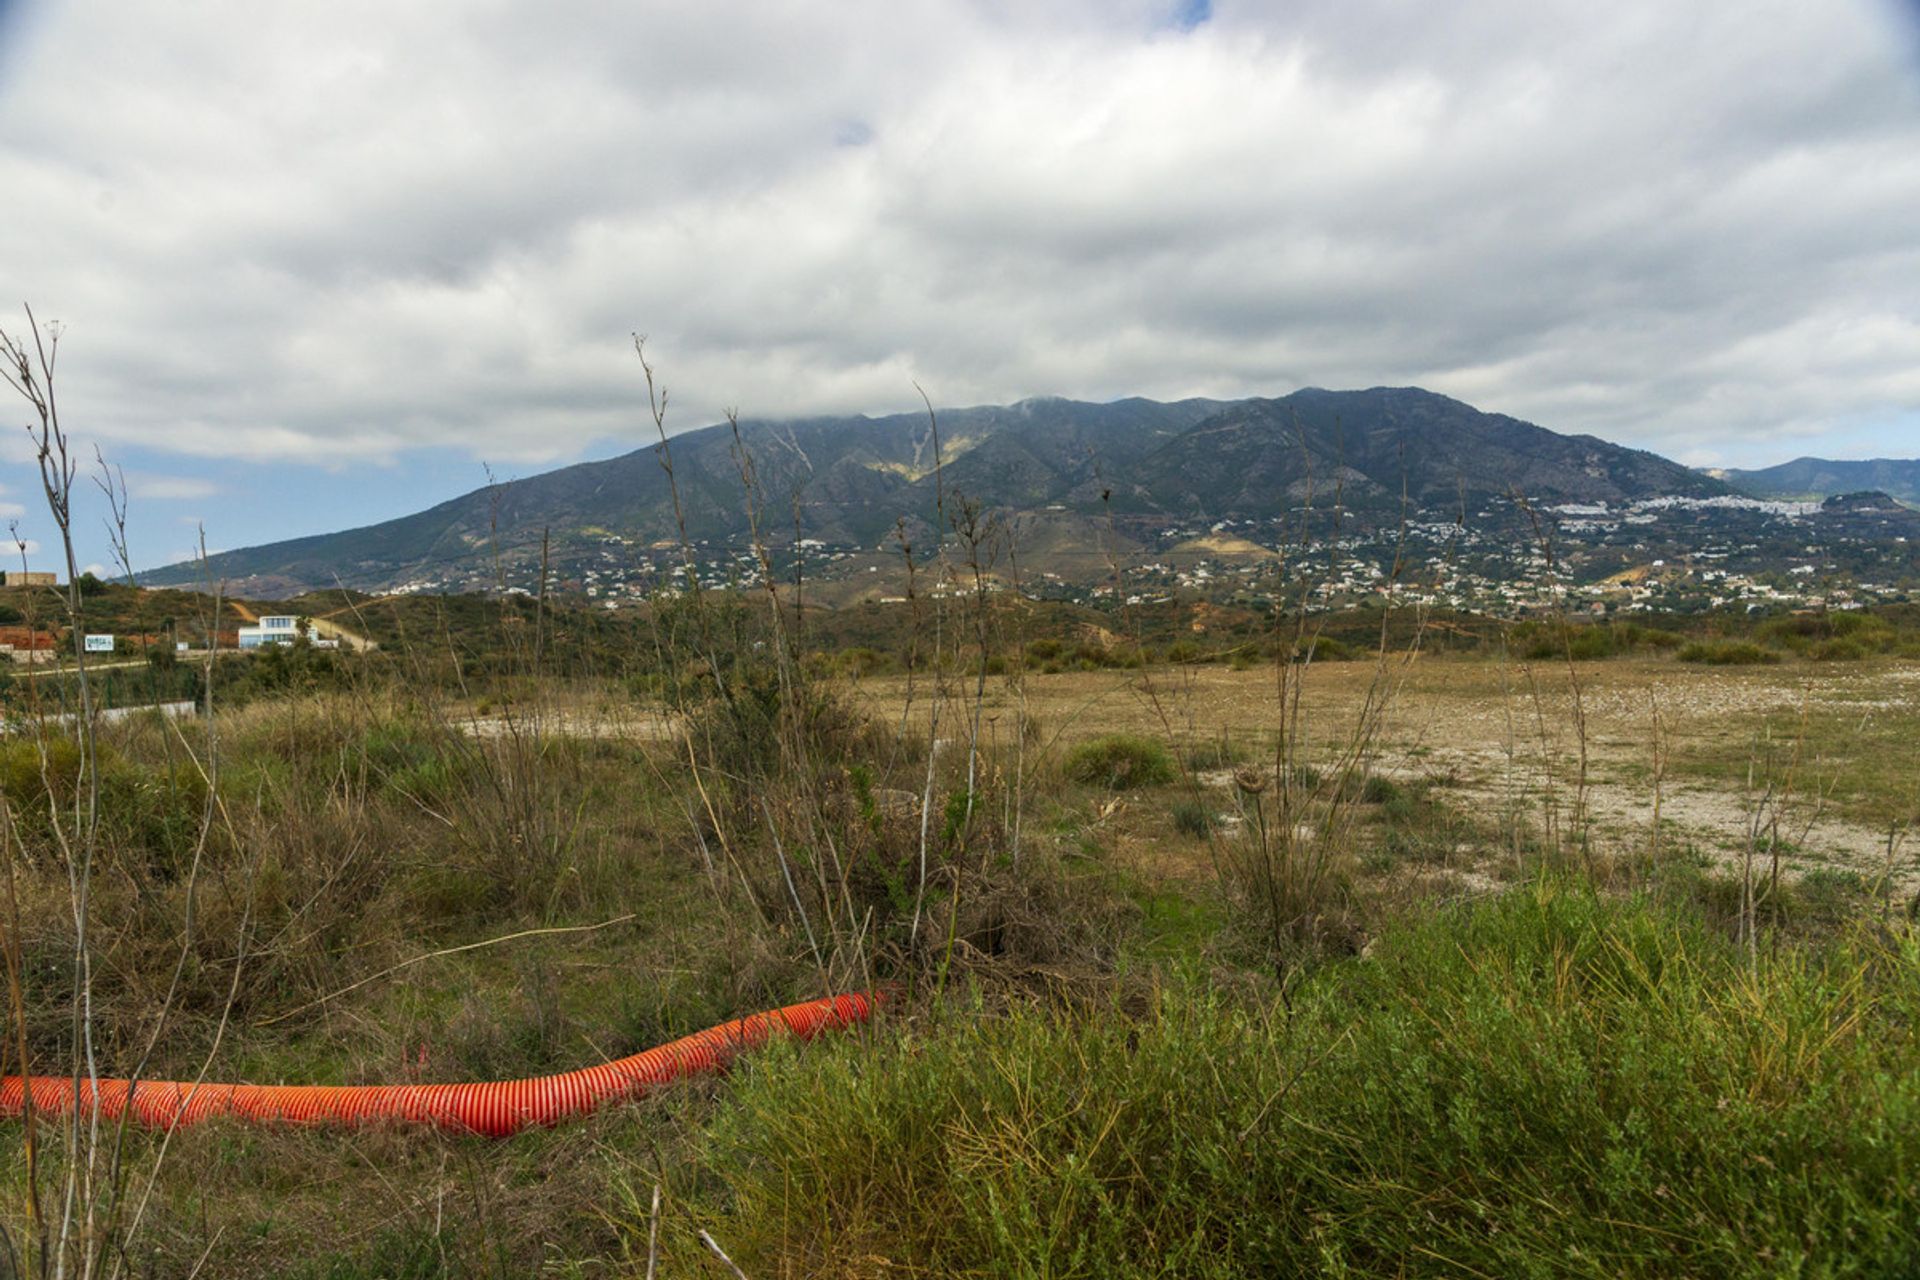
[1129,886,1225,963]
[686,885,1920,1278]
[1665,698,1920,833]
[283,1227,452,1280]
[1795,866,1873,920]
[1362,777,1474,865]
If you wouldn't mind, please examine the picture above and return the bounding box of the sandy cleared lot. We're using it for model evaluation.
[849,656,1920,890]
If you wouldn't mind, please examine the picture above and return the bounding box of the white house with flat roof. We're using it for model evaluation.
[237,616,301,649]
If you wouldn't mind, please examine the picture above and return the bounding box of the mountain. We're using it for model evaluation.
[1719,457,1920,508]
[1119,388,1724,518]
[143,388,1734,596]
[142,395,1225,594]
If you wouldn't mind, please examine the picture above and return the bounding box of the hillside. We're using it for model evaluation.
[142,395,1224,595]
[1119,387,1724,518]
[1720,457,1920,508]
[141,388,1736,597]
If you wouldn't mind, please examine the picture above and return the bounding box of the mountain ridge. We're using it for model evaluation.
[1719,456,1920,509]
[143,387,1735,596]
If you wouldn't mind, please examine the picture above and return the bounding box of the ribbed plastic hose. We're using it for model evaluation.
[0,992,875,1139]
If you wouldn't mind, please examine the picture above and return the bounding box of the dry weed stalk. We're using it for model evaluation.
[3,306,113,1277]
[1143,418,1442,963]
[614,351,1043,998]
[0,309,260,1279]
[1648,690,1668,868]
[1732,687,1844,964]
[1513,494,1594,878]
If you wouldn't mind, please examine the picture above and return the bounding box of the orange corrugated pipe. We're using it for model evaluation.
[0,991,876,1139]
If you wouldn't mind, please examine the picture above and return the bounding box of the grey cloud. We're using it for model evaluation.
[0,0,1915,473]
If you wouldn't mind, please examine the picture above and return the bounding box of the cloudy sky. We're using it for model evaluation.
[2,0,1918,573]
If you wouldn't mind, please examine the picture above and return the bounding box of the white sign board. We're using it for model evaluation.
[84,634,114,653]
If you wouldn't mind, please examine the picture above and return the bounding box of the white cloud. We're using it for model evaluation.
[129,474,219,501]
[0,0,1915,472]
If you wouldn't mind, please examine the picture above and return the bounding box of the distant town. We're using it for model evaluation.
[358,492,1918,620]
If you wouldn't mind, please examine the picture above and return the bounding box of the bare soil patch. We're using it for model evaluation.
[848,656,1920,890]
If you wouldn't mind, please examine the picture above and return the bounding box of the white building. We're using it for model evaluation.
[237,616,301,649]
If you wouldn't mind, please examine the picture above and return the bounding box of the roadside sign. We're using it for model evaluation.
[84,634,114,653]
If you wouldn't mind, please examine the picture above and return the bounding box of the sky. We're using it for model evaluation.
[1,0,1918,574]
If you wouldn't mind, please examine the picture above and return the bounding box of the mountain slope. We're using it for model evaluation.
[1123,388,1723,517]
[142,389,1733,595]
[1721,457,1920,508]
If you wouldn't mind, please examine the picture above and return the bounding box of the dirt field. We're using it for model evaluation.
[849,655,1920,891]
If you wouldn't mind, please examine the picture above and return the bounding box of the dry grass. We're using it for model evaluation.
[4,648,1916,1274]
[851,655,1920,895]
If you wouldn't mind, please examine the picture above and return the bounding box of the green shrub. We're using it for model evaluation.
[1564,626,1617,660]
[1808,636,1870,661]
[360,721,470,803]
[1183,737,1247,771]
[101,759,213,875]
[1170,799,1213,838]
[1793,867,1870,922]
[0,734,86,809]
[1513,620,1683,661]
[1757,610,1895,657]
[1756,616,1809,649]
[834,646,891,677]
[1359,774,1402,805]
[1630,624,1686,650]
[1515,620,1611,661]
[1827,610,1874,635]
[1512,623,1612,661]
[1296,634,1353,662]
[1677,640,1780,665]
[1064,734,1175,790]
[0,737,212,872]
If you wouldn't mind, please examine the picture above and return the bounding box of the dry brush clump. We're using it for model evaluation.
[626,348,1124,1003]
